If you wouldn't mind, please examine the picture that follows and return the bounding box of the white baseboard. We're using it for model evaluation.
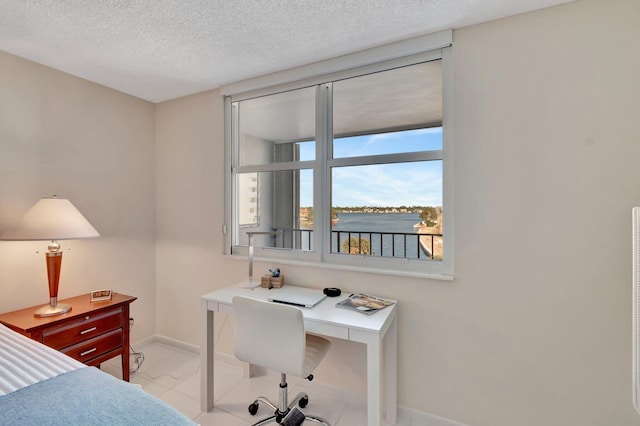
[398,405,469,426]
[139,334,200,354]
[132,334,243,368]
[142,334,468,426]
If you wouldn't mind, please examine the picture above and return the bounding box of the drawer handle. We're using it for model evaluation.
[80,348,97,357]
[80,327,97,335]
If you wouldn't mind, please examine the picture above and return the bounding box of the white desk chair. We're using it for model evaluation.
[232,296,331,425]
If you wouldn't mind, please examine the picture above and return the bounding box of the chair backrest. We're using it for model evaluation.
[232,296,307,377]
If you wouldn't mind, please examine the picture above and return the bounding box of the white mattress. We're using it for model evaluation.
[0,323,84,395]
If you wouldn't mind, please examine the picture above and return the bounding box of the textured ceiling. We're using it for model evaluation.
[0,0,574,103]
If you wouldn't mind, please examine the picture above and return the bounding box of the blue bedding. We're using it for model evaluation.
[0,367,195,425]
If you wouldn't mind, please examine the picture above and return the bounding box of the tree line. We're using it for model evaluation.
[301,206,441,227]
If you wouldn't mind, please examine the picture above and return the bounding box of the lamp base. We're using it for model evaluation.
[238,277,260,289]
[34,302,71,318]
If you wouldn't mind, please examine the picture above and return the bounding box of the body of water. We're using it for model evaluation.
[332,212,426,259]
[334,212,421,233]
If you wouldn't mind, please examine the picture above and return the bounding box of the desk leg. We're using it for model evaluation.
[201,300,214,412]
[367,338,383,426]
[385,315,398,424]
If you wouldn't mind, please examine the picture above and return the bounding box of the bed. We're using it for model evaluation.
[0,324,195,425]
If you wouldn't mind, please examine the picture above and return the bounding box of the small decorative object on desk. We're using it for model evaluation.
[336,293,394,315]
[270,275,284,288]
[261,274,271,288]
[90,289,112,302]
[260,268,285,289]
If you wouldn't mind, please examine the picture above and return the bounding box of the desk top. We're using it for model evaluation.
[202,285,396,335]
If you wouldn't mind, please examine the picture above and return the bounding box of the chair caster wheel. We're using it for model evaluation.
[248,402,259,415]
[299,396,309,408]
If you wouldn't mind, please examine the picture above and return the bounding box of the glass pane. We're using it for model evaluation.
[237,172,259,226]
[236,87,316,166]
[332,60,442,156]
[236,169,313,251]
[297,140,315,161]
[330,161,442,260]
[333,127,442,158]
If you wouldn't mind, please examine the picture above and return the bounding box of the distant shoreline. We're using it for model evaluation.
[335,210,425,214]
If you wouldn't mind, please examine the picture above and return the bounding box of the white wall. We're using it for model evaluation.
[154,91,228,344]
[0,52,157,342]
[446,0,640,424]
[154,0,640,425]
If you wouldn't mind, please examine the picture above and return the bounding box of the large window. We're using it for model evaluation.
[225,38,452,278]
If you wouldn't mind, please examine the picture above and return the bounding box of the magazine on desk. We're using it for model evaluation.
[335,293,395,315]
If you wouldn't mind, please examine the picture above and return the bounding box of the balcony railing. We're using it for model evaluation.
[331,230,442,260]
[257,228,442,260]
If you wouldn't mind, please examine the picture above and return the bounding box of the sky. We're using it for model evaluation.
[298,128,443,207]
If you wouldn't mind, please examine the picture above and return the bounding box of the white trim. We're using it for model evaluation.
[235,160,315,174]
[222,29,452,98]
[223,96,233,255]
[440,46,454,276]
[317,83,332,268]
[398,405,469,426]
[328,150,443,168]
[224,253,454,281]
[633,207,640,414]
[133,334,200,355]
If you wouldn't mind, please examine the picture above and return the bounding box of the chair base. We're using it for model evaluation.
[248,374,329,426]
[252,414,329,426]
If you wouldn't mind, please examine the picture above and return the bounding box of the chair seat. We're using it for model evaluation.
[245,333,330,377]
[303,334,331,377]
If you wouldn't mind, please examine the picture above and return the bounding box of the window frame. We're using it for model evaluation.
[223,31,453,280]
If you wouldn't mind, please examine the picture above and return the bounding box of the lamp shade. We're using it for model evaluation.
[0,197,100,241]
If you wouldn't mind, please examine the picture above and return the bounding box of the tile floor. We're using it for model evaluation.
[102,341,410,425]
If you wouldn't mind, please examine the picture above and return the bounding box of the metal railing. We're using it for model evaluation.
[256,228,442,260]
[330,230,442,260]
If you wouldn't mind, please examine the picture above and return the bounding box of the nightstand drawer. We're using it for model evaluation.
[42,308,123,350]
[61,328,122,362]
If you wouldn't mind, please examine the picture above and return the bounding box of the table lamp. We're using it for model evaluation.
[0,196,100,317]
[239,231,280,289]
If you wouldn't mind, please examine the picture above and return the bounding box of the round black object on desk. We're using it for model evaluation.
[323,287,341,297]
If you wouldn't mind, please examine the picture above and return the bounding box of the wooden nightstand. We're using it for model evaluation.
[0,293,137,381]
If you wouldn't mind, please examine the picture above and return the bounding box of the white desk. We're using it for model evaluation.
[200,285,398,426]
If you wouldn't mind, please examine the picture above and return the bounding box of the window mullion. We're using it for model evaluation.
[235,160,315,174]
[228,99,239,251]
[315,83,331,257]
[328,150,442,168]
